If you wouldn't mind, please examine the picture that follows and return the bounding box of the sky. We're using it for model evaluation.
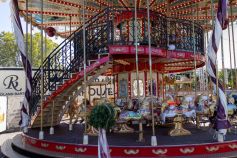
[0,0,237,69]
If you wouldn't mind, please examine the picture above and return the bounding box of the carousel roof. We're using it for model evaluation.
[18,0,237,38]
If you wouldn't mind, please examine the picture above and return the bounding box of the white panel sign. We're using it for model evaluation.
[0,96,7,132]
[0,69,25,96]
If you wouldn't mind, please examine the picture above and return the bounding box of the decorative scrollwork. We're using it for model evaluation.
[124,149,139,155]
[75,147,87,153]
[30,139,37,144]
[56,145,66,151]
[179,147,195,154]
[229,144,237,149]
[152,149,168,155]
[205,146,219,152]
[41,143,49,148]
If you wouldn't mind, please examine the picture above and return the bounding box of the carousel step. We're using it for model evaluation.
[88,60,97,65]
[43,108,62,113]
[37,110,61,117]
[55,102,66,107]
[53,96,69,101]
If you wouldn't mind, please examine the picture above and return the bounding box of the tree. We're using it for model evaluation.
[0,31,58,68]
[218,69,236,89]
[28,33,58,68]
[0,32,18,67]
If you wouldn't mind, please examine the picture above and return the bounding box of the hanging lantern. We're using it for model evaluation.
[45,27,56,37]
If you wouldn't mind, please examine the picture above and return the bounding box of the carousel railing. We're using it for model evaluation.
[168,18,204,53]
[30,7,204,117]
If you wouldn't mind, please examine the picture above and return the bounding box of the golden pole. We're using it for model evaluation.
[39,0,44,140]
[30,14,33,66]
[134,0,143,142]
[192,3,197,98]
[82,0,88,145]
[50,101,55,135]
[205,0,210,94]
[23,0,29,133]
[146,0,157,146]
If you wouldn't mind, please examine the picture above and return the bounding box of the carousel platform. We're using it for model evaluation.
[6,123,237,158]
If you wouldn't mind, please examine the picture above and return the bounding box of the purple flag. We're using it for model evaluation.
[10,0,32,130]
[207,0,230,137]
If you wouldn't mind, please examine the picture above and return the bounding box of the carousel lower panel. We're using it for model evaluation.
[13,123,237,158]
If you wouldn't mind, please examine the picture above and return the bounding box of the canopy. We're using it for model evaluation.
[17,0,237,38]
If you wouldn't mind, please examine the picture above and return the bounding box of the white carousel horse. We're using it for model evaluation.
[138,97,161,120]
[160,100,177,124]
[181,95,196,118]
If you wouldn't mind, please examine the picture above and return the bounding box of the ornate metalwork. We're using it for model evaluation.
[168,18,204,53]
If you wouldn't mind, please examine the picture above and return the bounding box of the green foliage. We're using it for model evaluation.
[0,31,58,68]
[27,33,58,68]
[218,69,236,88]
[89,102,115,130]
[0,32,18,66]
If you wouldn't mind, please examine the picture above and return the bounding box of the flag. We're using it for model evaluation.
[10,0,32,130]
[207,0,231,137]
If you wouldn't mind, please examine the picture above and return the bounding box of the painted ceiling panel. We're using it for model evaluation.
[17,0,237,37]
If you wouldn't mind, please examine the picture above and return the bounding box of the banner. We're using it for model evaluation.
[6,96,22,129]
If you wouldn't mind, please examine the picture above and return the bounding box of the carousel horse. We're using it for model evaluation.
[196,95,215,114]
[195,95,215,128]
[119,98,142,121]
[160,100,177,124]
[181,95,196,119]
[114,98,142,133]
[227,97,237,116]
[159,94,177,122]
[138,97,160,122]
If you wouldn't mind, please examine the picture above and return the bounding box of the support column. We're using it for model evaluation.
[116,74,119,98]
[157,72,160,98]
[144,71,147,96]
[128,72,131,98]
[39,0,44,140]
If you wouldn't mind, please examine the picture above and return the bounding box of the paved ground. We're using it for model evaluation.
[0,131,21,158]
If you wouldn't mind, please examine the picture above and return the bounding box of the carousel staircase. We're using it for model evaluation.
[31,57,111,127]
[30,8,113,128]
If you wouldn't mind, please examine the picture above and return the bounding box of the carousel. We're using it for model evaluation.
[3,0,237,157]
